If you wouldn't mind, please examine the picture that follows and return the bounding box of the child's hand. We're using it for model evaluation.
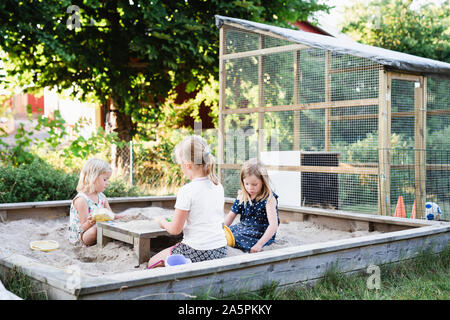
[154,217,167,229]
[86,215,96,228]
[250,243,263,253]
[114,214,124,220]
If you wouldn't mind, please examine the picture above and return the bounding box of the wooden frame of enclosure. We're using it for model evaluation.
[217,23,450,218]
[0,196,448,300]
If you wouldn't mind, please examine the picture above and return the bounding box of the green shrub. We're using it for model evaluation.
[104,179,142,198]
[0,159,78,203]
[0,159,148,203]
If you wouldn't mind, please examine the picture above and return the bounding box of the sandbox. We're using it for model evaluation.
[0,196,448,299]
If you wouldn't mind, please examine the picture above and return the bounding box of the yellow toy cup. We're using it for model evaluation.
[223,225,235,247]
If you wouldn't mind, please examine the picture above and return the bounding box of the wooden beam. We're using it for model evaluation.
[220,163,378,175]
[218,26,226,185]
[378,70,391,216]
[257,35,265,158]
[223,43,308,61]
[389,72,422,82]
[223,98,379,114]
[391,164,450,170]
[329,110,450,121]
[293,51,300,151]
[222,22,296,44]
[414,77,426,219]
[329,64,382,74]
[325,51,331,151]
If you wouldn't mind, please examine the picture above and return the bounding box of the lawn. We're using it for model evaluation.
[2,246,448,300]
[200,246,450,300]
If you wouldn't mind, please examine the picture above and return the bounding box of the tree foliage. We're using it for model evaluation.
[0,0,330,140]
[341,0,450,63]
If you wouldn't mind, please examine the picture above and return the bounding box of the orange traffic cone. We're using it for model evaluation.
[410,200,416,219]
[394,196,406,218]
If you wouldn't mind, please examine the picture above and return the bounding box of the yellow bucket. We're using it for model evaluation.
[223,225,235,247]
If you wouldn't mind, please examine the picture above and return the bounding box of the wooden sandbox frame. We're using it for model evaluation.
[0,196,448,300]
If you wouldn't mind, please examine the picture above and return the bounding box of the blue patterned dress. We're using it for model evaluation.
[229,193,279,252]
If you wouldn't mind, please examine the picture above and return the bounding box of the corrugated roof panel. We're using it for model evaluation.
[216,15,450,77]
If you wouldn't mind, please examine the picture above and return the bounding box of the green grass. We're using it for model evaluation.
[199,246,450,300]
[1,266,48,300]
[2,247,448,300]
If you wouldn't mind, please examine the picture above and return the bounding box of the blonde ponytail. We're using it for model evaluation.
[204,152,219,185]
[175,135,219,185]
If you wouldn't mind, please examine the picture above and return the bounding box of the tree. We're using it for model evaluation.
[340,0,450,63]
[0,0,330,172]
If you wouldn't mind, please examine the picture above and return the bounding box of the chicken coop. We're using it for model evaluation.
[215,15,450,219]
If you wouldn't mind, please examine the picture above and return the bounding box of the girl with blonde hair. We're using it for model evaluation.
[224,158,279,253]
[68,158,121,246]
[148,135,227,268]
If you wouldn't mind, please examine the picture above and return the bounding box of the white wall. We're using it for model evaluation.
[260,151,301,207]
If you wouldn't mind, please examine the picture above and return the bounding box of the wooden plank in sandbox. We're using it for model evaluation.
[0,213,447,300]
[76,223,449,300]
[0,196,177,221]
[97,219,170,264]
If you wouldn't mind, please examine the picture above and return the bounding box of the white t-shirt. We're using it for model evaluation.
[174,177,227,250]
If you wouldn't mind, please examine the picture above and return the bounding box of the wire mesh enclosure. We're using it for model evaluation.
[216,17,450,220]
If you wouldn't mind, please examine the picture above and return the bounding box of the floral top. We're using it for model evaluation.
[68,192,106,245]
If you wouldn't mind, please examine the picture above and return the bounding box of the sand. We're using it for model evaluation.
[0,207,380,277]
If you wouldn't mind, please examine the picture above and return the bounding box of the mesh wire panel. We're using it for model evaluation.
[220,28,448,218]
[338,173,378,213]
[264,110,294,152]
[331,105,379,164]
[225,57,259,109]
[263,36,292,49]
[298,109,325,151]
[426,77,450,220]
[390,79,416,215]
[263,52,294,107]
[298,48,325,104]
[223,113,258,165]
[222,168,241,198]
[225,28,259,54]
[330,52,381,101]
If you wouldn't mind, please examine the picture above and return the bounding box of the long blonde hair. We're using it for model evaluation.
[174,135,219,185]
[237,158,272,204]
[76,158,112,194]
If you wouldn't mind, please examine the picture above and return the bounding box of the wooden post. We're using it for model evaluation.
[414,76,426,219]
[257,35,265,158]
[218,26,226,185]
[133,237,151,265]
[293,50,300,150]
[96,225,111,248]
[378,70,391,216]
[325,51,331,151]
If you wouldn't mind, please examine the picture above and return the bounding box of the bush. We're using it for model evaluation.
[104,179,142,198]
[0,159,78,203]
[0,159,148,203]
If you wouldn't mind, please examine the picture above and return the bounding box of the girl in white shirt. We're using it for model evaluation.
[147,135,227,268]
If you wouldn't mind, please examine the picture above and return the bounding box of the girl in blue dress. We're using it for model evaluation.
[224,158,279,253]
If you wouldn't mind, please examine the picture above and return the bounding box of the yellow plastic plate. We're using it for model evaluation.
[30,240,59,252]
[224,225,235,247]
[92,208,114,222]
